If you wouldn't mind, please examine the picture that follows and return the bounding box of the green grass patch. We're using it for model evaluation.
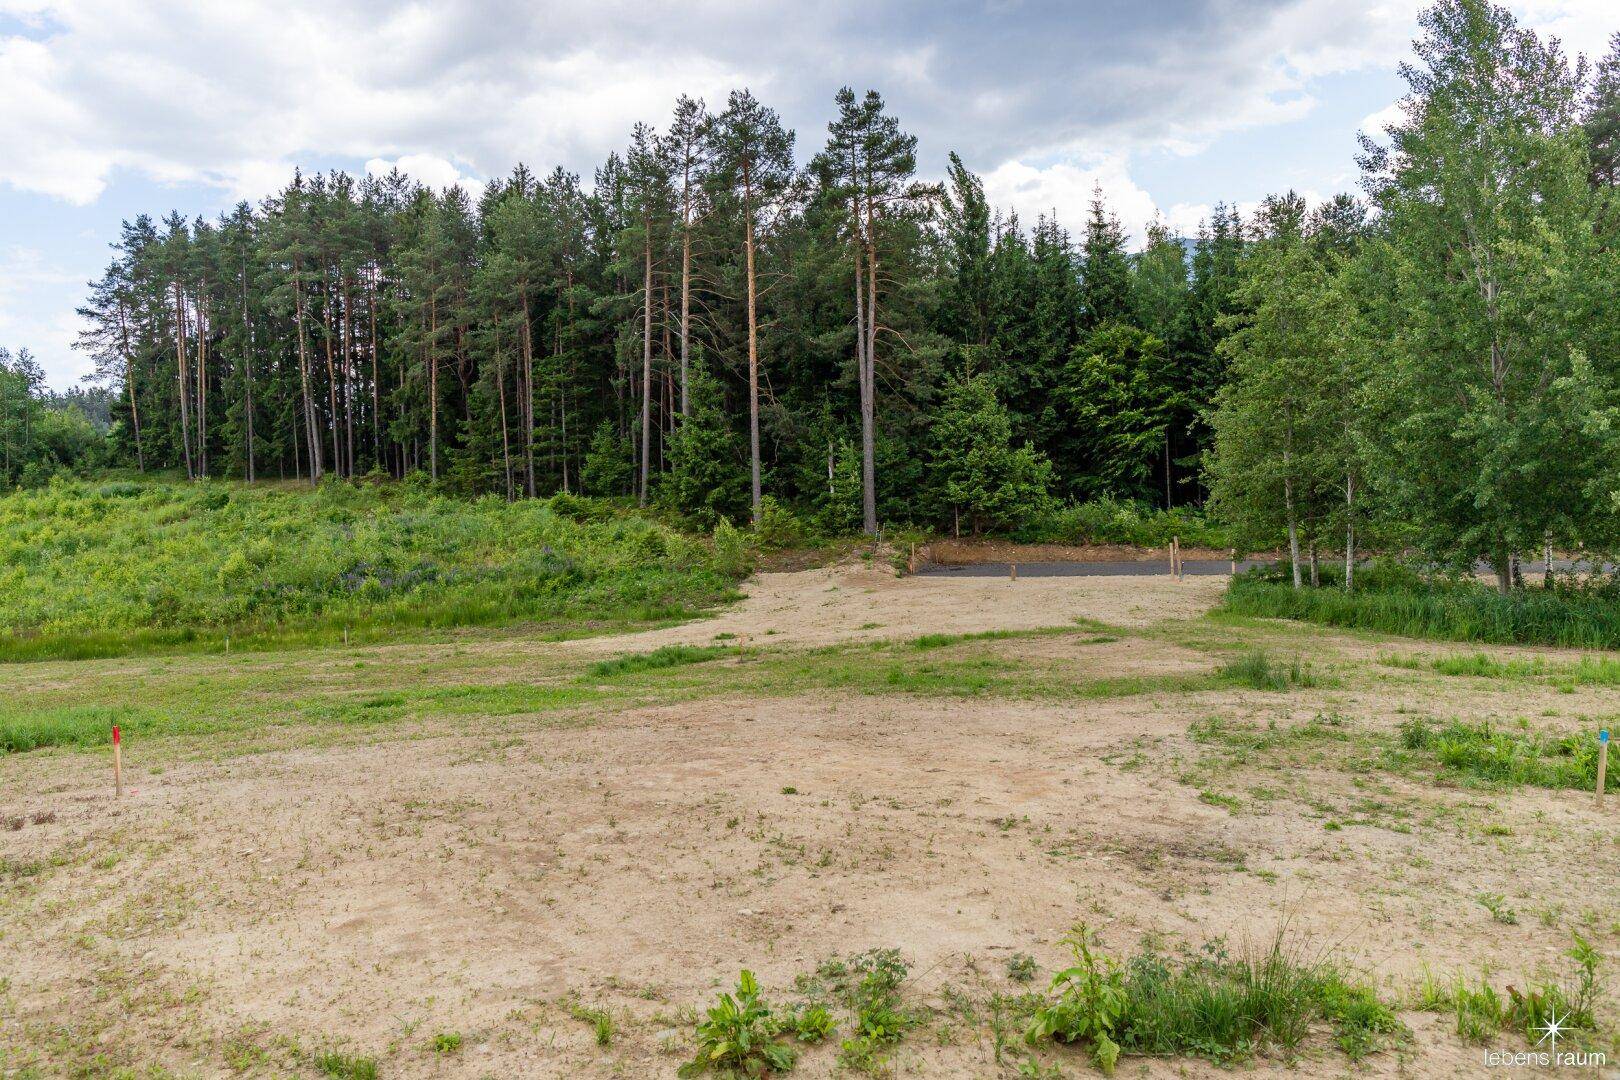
[1384,651,1620,689]
[0,479,743,662]
[1218,649,1320,690]
[1023,925,1402,1069]
[1399,717,1601,790]
[1225,574,1620,650]
[586,644,735,678]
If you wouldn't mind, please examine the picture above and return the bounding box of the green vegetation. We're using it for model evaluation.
[1023,926,1401,1072]
[1014,498,1232,550]
[1218,649,1318,690]
[1386,650,1620,688]
[1415,936,1602,1045]
[1225,572,1620,650]
[314,1051,379,1079]
[585,644,735,678]
[679,970,798,1077]
[1399,717,1600,791]
[0,479,743,660]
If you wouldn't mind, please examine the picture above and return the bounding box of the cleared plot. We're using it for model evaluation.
[0,567,1614,1078]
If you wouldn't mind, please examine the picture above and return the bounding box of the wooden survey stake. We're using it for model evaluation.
[1598,730,1610,810]
[112,725,123,798]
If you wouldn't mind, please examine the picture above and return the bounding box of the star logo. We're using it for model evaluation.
[1533,1006,1566,1052]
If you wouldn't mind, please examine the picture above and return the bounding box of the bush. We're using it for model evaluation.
[754,496,809,550]
[1016,498,1233,549]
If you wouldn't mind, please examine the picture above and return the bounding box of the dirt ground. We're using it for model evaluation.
[1,565,1616,1078]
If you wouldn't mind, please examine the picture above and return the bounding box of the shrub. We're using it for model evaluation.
[754,496,808,551]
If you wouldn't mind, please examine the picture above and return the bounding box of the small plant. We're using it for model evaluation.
[679,970,797,1077]
[1007,953,1039,984]
[1476,892,1519,925]
[315,1051,379,1079]
[1219,650,1317,690]
[1023,926,1126,1075]
[430,1031,463,1054]
[791,1003,835,1043]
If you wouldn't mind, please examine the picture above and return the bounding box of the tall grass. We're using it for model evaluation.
[0,479,744,661]
[1224,574,1620,650]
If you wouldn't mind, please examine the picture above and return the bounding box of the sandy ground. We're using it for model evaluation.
[2,566,1616,1079]
[572,561,1228,653]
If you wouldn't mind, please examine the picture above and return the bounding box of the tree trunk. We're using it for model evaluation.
[1343,472,1355,592]
[291,264,322,483]
[429,295,439,482]
[116,302,144,472]
[640,229,653,507]
[520,290,536,498]
[1283,469,1302,590]
[743,171,762,524]
[173,282,195,480]
[680,207,692,418]
[195,287,208,478]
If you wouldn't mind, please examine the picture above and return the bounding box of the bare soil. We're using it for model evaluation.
[1,566,1614,1078]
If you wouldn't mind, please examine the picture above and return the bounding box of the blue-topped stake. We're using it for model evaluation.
[1598,730,1610,810]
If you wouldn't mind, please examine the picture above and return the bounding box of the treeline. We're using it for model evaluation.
[1209,0,1620,593]
[0,347,112,487]
[73,90,1244,534]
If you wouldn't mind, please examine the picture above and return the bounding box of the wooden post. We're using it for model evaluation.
[907,543,916,575]
[112,724,123,798]
[224,635,230,654]
[1172,536,1181,581]
[343,626,350,647]
[1010,562,1018,581]
[1598,730,1610,810]
[1169,538,1177,579]
[1230,548,1238,577]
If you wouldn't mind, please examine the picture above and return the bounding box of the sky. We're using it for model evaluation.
[1,0,1616,390]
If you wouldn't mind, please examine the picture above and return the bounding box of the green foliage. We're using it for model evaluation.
[789,1004,835,1043]
[1024,926,1401,1069]
[1225,571,1620,650]
[581,419,634,498]
[679,970,798,1078]
[1399,717,1599,790]
[1420,935,1602,1044]
[0,479,743,660]
[1016,497,1231,549]
[314,1051,378,1079]
[930,370,1054,535]
[430,1032,462,1054]
[1218,650,1318,690]
[752,496,808,550]
[661,355,749,528]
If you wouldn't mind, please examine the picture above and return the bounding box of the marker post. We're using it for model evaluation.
[1598,730,1610,810]
[112,725,123,798]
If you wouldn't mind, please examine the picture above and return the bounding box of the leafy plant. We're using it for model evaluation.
[1023,926,1126,1075]
[679,970,797,1077]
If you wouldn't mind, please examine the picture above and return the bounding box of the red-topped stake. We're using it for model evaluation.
[112,725,123,797]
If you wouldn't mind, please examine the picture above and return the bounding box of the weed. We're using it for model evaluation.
[1007,953,1039,984]
[679,970,797,1077]
[1401,717,1598,790]
[430,1032,462,1054]
[314,1051,379,1079]
[1476,893,1519,925]
[1023,925,1400,1070]
[1219,650,1318,690]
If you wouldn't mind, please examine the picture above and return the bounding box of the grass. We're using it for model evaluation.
[1218,649,1319,690]
[0,478,743,661]
[1384,650,1620,689]
[1225,572,1620,650]
[1399,716,1601,790]
[1022,925,1401,1070]
[586,644,734,678]
[1413,935,1602,1046]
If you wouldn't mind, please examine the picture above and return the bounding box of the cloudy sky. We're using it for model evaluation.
[2,0,1615,388]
